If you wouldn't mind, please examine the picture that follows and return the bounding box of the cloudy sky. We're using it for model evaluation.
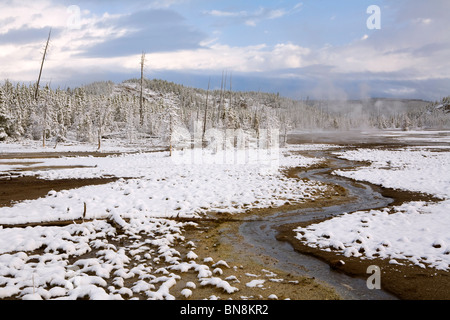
[1,0,449,100]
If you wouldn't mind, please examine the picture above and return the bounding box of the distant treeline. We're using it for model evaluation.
[0,79,449,145]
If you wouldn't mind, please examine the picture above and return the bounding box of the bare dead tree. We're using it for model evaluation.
[217,70,226,126]
[222,70,227,122]
[41,84,52,148]
[95,96,112,150]
[42,94,48,147]
[229,71,233,112]
[140,51,146,126]
[202,77,210,142]
[35,28,52,101]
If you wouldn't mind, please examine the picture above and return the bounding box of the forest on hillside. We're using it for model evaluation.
[0,78,449,148]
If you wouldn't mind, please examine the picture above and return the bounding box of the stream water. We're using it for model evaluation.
[238,147,399,300]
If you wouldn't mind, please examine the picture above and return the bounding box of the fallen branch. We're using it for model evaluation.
[0,218,95,229]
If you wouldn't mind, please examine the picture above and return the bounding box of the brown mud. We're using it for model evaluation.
[0,151,125,160]
[0,151,128,207]
[0,175,119,208]
[173,217,341,300]
[164,165,351,300]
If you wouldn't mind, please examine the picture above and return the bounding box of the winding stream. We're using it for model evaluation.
[238,147,399,300]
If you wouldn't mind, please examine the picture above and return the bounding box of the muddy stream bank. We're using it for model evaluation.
[226,133,450,300]
[225,146,399,300]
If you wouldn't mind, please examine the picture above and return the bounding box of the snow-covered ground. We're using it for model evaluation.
[333,148,450,199]
[372,129,450,143]
[0,146,326,225]
[294,139,450,271]
[0,138,165,154]
[0,142,329,300]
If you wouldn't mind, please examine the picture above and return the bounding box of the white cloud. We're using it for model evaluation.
[205,10,246,18]
[293,3,303,11]
[414,18,432,25]
[203,3,301,27]
[0,1,135,82]
[146,42,310,73]
[0,1,66,33]
[385,87,417,96]
[267,9,287,20]
[1,0,449,100]
[146,0,189,9]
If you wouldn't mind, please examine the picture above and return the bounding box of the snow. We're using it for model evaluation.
[296,200,450,270]
[373,130,450,143]
[0,145,327,225]
[0,139,159,155]
[0,142,328,299]
[333,147,450,199]
[212,260,230,268]
[186,251,198,260]
[246,279,265,288]
[180,288,192,298]
[225,275,240,283]
[213,268,223,275]
[295,141,450,271]
[0,204,186,300]
[199,277,239,294]
[203,257,214,264]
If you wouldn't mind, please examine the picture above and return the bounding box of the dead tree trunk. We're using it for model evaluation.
[216,70,225,126]
[202,78,210,143]
[169,113,173,157]
[35,28,52,101]
[229,71,233,112]
[140,52,146,126]
[42,103,47,147]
